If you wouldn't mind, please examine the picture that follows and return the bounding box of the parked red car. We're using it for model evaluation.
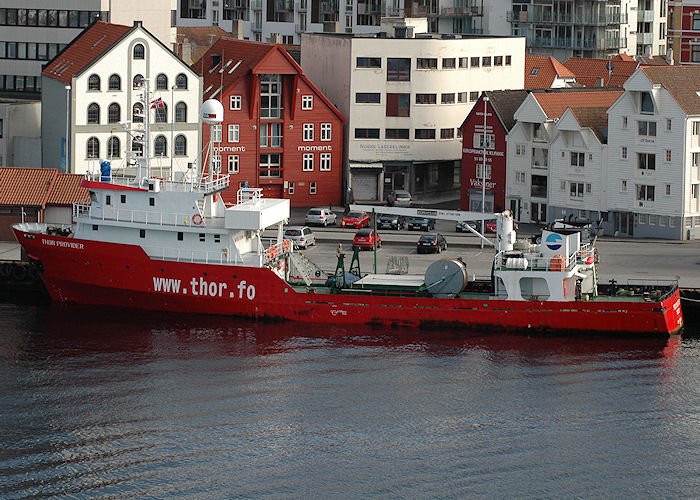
[342,211,370,229]
[353,228,381,250]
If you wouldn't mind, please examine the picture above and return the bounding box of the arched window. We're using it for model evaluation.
[132,103,144,123]
[108,103,120,123]
[88,74,100,91]
[154,102,167,123]
[131,137,143,157]
[174,134,187,156]
[108,74,121,91]
[107,136,121,158]
[86,137,99,158]
[175,102,187,122]
[133,43,145,59]
[133,74,144,89]
[87,103,100,124]
[156,73,168,90]
[175,73,187,89]
[154,135,167,156]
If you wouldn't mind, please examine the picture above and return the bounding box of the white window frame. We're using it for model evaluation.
[288,182,295,194]
[228,154,239,173]
[515,144,526,156]
[515,171,526,183]
[303,153,314,171]
[621,146,627,159]
[228,124,239,143]
[301,95,313,110]
[320,123,331,141]
[310,181,317,195]
[476,164,492,179]
[303,123,314,141]
[212,124,222,142]
[230,95,242,110]
[473,133,495,149]
[212,154,222,174]
[570,182,585,198]
[320,152,331,171]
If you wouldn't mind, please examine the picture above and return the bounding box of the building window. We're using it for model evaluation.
[174,134,187,155]
[228,155,239,173]
[107,137,120,158]
[637,153,656,170]
[637,184,655,201]
[440,128,454,139]
[355,128,380,139]
[154,102,167,123]
[415,93,436,104]
[302,153,314,171]
[288,182,295,194]
[357,57,381,68]
[385,128,409,139]
[386,93,410,116]
[387,58,410,81]
[570,152,585,167]
[694,13,700,30]
[494,56,503,66]
[133,43,145,59]
[87,103,99,124]
[212,154,221,173]
[154,135,167,156]
[260,123,281,147]
[228,124,239,143]
[693,152,700,167]
[666,118,672,132]
[621,180,627,192]
[302,95,313,110]
[442,58,456,69]
[108,74,121,91]
[133,74,144,89]
[482,56,492,67]
[321,123,331,141]
[459,57,468,68]
[622,116,628,129]
[473,133,495,149]
[303,123,314,141]
[415,129,436,140]
[132,103,144,123]
[108,103,120,123]
[470,56,480,67]
[505,55,511,65]
[175,73,187,89]
[693,45,700,63]
[175,102,187,122]
[640,92,654,114]
[211,124,222,142]
[417,58,437,69]
[570,182,585,198]
[441,93,455,104]
[476,164,492,179]
[320,153,331,171]
[310,182,317,195]
[260,153,281,177]
[693,122,700,135]
[356,93,380,103]
[665,150,672,162]
[260,74,281,119]
[230,95,241,110]
[469,91,479,101]
[638,120,656,136]
[88,74,100,91]
[140,229,146,238]
[621,146,627,159]
[515,171,526,183]
[86,137,99,158]
[131,138,143,157]
[666,184,671,196]
[156,73,167,90]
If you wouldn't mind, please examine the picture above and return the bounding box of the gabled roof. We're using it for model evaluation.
[524,54,575,89]
[563,55,639,88]
[0,167,58,207]
[636,55,670,66]
[483,90,531,131]
[46,174,88,206]
[641,65,700,115]
[42,21,131,84]
[194,38,344,122]
[569,107,610,143]
[532,90,623,119]
[176,26,230,65]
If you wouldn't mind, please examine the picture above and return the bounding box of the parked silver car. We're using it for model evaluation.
[388,190,413,207]
[305,207,337,226]
[284,226,316,249]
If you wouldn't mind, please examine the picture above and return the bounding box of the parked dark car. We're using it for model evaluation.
[377,214,405,230]
[456,221,477,232]
[407,217,435,231]
[417,233,447,254]
[353,228,381,250]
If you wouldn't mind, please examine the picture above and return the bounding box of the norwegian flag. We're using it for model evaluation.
[150,97,165,109]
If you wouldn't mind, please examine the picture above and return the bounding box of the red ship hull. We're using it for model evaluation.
[14,229,684,336]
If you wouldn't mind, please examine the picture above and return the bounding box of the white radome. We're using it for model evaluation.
[201,99,224,124]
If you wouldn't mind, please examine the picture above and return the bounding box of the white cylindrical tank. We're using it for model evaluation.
[497,210,515,253]
[201,99,224,125]
[505,257,528,270]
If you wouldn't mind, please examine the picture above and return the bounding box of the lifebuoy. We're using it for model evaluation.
[192,213,203,225]
[266,246,278,260]
[282,239,291,253]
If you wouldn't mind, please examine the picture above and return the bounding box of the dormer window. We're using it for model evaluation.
[641,92,654,114]
[533,123,546,142]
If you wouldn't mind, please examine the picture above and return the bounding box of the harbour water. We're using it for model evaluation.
[1,302,699,498]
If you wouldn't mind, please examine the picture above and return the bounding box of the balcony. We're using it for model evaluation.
[298,0,308,11]
[638,10,654,23]
[531,185,547,198]
[637,32,654,45]
[532,147,549,169]
[275,0,294,11]
[526,35,620,50]
[251,0,263,10]
[440,5,483,17]
[507,11,627,25]
[252,21,262,31]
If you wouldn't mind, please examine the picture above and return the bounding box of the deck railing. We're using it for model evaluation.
[74,202,196,228]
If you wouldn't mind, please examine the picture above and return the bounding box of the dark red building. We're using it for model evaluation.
[669,2,700,65]
[195,39,345,206]
[459,91,528,215]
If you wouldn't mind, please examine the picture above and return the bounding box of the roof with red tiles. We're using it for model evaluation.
[532,90,623,119]
[42,21,132,84]
[524,54,576,89]
[641,65,700,115]
[176,26,231,65]
[46,174,89,206]
[562,55,639,88]
[0,167,58,208]
[194,38,344,121]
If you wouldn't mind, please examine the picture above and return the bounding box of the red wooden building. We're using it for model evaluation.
[459,91,528,215]
[194,39,345,207]
[669,1,700,65]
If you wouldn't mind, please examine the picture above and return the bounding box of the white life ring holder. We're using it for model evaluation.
[192,213,203,225]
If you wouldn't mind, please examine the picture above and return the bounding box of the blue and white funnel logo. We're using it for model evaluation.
[545,233,563,251]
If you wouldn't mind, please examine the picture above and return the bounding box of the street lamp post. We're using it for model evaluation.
[481,95,489,249]
[65,85,71,173]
